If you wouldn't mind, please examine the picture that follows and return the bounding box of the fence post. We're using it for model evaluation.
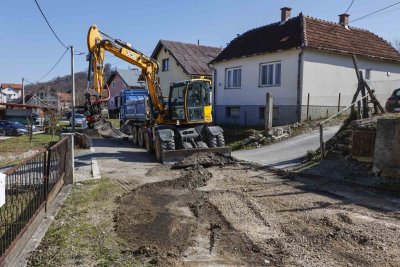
[66,134,75,185]
[338,92,341,113]
[265,93,273,131]
[319,124,325,159]
[357,100,361,119]
[44,150,50,212]
[60,133,75,185]
[306,93,310,121]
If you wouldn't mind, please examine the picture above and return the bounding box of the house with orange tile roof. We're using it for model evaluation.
[210,7,400,126]
[0,83,22,101]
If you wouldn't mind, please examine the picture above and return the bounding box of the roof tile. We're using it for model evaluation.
[1,83,23,90]
[212,14,400,63]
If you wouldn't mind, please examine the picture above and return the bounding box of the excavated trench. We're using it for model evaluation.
[115,153,400,266]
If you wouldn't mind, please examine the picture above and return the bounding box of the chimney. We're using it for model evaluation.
[339,13,349,27]
[281,7,292,22]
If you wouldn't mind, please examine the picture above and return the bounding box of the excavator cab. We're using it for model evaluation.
[168,79,212,124]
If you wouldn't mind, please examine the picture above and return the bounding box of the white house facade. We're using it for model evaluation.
[301,50,400,119]
[212,49,299,126]
[210,8,400,126]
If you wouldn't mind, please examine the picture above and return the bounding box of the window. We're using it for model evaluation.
[259,107,265,120]
[260,62,281,86]
[112,82,115,89]
[162,58,169,71]
[226,107,240,118]
[225,67,241,88]
[365,68,372,80]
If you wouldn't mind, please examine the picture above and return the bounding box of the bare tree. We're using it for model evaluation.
[44,109,61,138]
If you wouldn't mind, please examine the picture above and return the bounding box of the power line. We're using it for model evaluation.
[33,0,68,49]
[350,1,400,23]
[35,47,70,82]
[313,1,399,47]
[344,0,355,14]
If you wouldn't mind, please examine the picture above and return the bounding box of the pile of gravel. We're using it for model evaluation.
[172,152,237,169]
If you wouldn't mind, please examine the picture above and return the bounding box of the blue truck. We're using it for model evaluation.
[118,89,150,147]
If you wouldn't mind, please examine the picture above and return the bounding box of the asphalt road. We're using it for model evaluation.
[232,126,340,169]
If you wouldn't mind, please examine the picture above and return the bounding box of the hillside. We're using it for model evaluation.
[25,63,116,105]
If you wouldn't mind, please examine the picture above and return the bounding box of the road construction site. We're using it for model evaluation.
[28,137,400,267]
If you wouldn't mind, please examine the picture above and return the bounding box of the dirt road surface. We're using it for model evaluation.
[92,138,181,191]
[233,126,340,168]
[90,138,399,266]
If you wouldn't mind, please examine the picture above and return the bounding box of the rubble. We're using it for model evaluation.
[230,119,336,150]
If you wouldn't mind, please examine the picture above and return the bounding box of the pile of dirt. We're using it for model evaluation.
[172,152,237,169]
[115,183,268,266]
[171,166,212,190]
[115,186,199,266]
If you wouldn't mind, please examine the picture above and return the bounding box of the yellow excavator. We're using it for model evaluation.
[84,25,230,162]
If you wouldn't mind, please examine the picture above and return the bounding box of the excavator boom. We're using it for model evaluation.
[86,25,165,124]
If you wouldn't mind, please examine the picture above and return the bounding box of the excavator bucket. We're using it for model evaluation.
[161,147,231,164]
[95,122,128,139]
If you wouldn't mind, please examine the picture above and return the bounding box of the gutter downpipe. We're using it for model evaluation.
[297,47,304,122]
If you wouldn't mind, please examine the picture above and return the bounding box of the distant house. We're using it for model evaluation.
[56,92,72,109]
[0,91,7,103]
[33,88,59,108]
[106,69,145,111]
[151,40,222,95]
[210,7,400,126]
[0,83,22,101]
[9,94,51,118]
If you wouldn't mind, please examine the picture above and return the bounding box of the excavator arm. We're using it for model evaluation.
[86,25,165,123]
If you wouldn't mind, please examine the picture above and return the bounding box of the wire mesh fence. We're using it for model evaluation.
[0,137,69,262]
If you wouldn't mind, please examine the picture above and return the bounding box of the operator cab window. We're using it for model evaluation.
[169,84,185,120]
[187,81,210,121]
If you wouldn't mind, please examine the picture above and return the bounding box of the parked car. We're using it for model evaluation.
[70,113,87,127]
[33,118,45,131]
[0,120,28,136]
[385,88,400,112]
[8,119,37,132]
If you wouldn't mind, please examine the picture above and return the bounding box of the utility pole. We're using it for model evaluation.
[71,46,76,132]
[22,77,25,105]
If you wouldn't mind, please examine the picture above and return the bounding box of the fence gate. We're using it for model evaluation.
[0,137,69,265]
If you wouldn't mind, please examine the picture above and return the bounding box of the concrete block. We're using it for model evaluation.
[273,127,284,136]
[373,118,400,177]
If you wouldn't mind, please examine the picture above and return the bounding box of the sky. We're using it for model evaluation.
[1,0,400,85]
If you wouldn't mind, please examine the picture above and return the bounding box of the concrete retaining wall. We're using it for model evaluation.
[373,118,400,178]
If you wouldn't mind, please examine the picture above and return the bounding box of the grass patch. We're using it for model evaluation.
[0,134,57,152]
[58,121,70,127]
[27,178,142,266]
[0,134,59,168]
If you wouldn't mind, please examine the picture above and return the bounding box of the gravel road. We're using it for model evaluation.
[233,126,340,168]
[114,153,400,266]
[91,138,180,191]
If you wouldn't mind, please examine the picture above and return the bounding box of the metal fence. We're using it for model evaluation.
[0,137,69,262]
